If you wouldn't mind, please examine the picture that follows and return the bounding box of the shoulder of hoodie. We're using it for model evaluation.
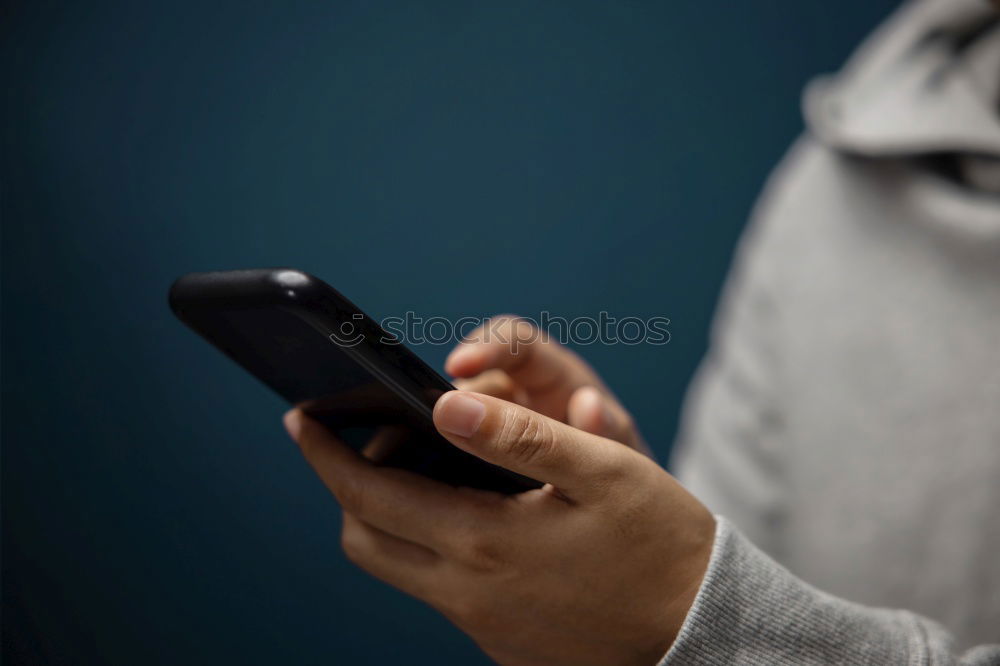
[747,0,1000,253]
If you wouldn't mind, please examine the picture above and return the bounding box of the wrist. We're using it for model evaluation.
[640,513,716,665]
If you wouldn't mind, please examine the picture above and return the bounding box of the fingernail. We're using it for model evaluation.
[435,391,486,438]
[283,409,302,440]
[445,344,479,374]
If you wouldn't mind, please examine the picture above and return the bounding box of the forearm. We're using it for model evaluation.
[660,517,1000,665]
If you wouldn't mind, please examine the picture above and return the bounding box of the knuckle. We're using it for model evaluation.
[509,316,537,339]
[458,530,507,571]
[483,314,516,346]
[511,318,542,351]
[494,314,537,347]
[575,449,631,500]
[594,454,631,489]
[497,409,555,466]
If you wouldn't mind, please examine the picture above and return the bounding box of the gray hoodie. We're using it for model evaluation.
[666,0,1000,662]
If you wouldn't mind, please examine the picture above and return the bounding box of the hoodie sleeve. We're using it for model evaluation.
[659,517,1000,665]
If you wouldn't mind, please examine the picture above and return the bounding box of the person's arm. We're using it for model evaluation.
[667,145,999,662]
[663,516,999,664]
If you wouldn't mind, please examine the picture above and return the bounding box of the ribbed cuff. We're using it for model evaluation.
[658,516,925,665]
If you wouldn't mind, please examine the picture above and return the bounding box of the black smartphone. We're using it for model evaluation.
[169,268,540,494]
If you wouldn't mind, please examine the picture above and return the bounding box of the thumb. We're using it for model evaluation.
[432,390,630,502]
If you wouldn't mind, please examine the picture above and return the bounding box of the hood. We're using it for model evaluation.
[803,0,1000,159]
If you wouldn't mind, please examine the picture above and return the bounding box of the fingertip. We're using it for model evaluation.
[568,386,614,435]
[444,344,482,376]
[283,408,303,440]
[433,390,487,439]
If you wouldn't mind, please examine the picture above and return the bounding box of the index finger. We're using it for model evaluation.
[285,410,500,553]
[445,315,605,419]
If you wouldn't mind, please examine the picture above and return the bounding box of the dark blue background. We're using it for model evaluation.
[3,1,898,663]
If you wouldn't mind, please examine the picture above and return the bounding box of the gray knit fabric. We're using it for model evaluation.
[664,0,1000,662]
[663,519,998,664]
